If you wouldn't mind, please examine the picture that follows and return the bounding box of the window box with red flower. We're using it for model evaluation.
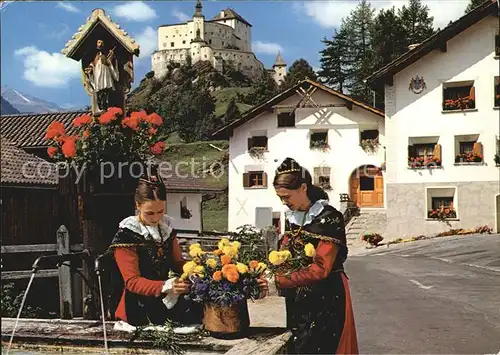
[407,156,442,169]
[427,208,457,220]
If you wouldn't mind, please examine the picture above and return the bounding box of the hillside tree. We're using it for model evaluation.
[282,58,317,89]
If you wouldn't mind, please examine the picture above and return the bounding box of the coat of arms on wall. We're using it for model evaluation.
[408,75,427,94]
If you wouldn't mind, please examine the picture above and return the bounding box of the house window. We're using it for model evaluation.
[442,81,475,111]
[313,167,331,190]
[494,77,500,107]
[277,112,295,127]
[248,136,268,150]
[162,42,167,48]
[408,137,441,168]
[455,135,483,163]
[310,131,329,150]
[495,35,500,56]
[360,129,380,152]
[243,171,267,188]
[180,197,192,219]
[183,40,186,44]
[426,187,457,219]
[170,42,175,47]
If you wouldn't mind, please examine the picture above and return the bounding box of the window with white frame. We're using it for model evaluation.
[313,166,332,190]
[408,136,441,168]
[454,134,483,164]
[426,187,457,220]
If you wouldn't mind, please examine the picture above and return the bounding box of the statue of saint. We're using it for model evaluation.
[83,40,120,114]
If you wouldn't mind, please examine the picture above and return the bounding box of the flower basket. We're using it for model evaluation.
[248,146,266,160]
[202,301,250,338]
[360,138,380,153]
[360,232,384,247]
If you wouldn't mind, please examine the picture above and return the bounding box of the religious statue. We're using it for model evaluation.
[83,40,120,114]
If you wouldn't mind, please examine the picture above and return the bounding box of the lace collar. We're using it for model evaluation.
[119,215,174,242]
[284,199,330,226]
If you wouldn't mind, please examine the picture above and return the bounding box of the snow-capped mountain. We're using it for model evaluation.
[1,96,20,114]
[1,86,66,114]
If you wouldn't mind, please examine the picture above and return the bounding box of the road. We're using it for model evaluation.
[347,233,500,354]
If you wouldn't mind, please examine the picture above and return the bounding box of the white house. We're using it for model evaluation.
[151,0,286,83]
[366,0,500,237]
[213,79,386,232]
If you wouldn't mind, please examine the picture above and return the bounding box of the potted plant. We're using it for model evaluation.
[360,138,380,153]
[427,208,457,220]
[248,146,266,160]
[183,239,267,339]
[443,95,475,111]
[455,152,483,163]
[45,107,167,194]
[181,206,193,219]
[310,139,329,151]
[360,232,384,247]
[408,156,441,168]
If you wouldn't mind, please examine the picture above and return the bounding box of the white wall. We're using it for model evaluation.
[228,89,385,231]
[166,193,203,231]
[385,16,499,185]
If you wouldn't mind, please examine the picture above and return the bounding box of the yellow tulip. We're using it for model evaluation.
[304,243,316,257]
[183,261,197,274]
[206,258,217,268]
[269,250,284,265]
[218,238,230,250]
[189,247,203,258]
[189,243,201,250]
[236,262,249,274]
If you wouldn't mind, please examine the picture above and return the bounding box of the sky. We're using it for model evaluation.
[0,0,470,109]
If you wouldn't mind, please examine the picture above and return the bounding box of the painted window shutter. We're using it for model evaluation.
[262,172,268,187]
[433,144,442,161]
[473,142,483,156]
[243,173,250,187]
[408,145,417,158]
[469,86,475,101]
[247,137,254,150]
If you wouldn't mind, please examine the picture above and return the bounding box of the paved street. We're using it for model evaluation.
[348,234,500,354]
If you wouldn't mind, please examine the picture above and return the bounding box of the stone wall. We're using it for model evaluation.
[386,181,499,238]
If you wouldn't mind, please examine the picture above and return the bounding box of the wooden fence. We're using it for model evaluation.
[1,225,277,320]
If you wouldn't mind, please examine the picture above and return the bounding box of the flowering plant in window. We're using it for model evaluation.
[360,138,380,153]
[443,95,475,110]
[44,107,167,170]
[455,152,483,163]
[182,239,267,307]
[408,156,441,168]
[428,207,457,220]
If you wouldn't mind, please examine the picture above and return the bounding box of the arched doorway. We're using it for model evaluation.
[496,194,500,233]
[349,165,384,208]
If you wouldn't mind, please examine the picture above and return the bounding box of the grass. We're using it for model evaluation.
[212,87,253,117]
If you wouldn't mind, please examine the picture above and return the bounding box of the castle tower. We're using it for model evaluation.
[192,0,205,41]
[273,52,287,85]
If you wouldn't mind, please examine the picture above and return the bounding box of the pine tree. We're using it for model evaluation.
[372,7,407,68]
[282,58,317,90]
[398,0,435,47]
[465,0,487,13]
[318,28,350,93]
[224,98,241,124]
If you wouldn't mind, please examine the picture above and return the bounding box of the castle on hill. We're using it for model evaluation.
[151,0,287,84]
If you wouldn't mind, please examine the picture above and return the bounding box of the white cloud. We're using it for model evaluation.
[172,9,190,22]
[252,41,284,55]
[135,26,157,63]
[56,1,80,13]
[14,46,80,88]
[112,1,157,22]
[298,0,468,30]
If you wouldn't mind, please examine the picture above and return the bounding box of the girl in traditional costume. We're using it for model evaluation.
[107,170,202,327]
[273,157,359,354]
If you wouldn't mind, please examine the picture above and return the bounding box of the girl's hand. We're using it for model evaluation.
[257,275,269,299]
[172,278,191,295]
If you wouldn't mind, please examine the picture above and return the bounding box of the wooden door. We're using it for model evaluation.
[374,176,384,207]
[349,174,359,207]
[350,168,384,208]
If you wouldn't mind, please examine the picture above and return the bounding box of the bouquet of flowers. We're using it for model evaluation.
[267,236,317,277]
[182,239,267,307]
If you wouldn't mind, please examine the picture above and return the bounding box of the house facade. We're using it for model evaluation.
[213,79,386,232]
[366,0,500,236]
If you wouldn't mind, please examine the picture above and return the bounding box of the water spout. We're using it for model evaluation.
[5,272,36,355]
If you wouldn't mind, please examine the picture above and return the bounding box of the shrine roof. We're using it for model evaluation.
[61,8,140,59]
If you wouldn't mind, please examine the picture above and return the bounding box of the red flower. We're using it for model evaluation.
[47,146,58,158]
[73,114,92,127]
[149,127,158,136]
[45,121,66,140]
[98,107,123,124]
[150,141,165,155]
[61,136,77,158]
[145,113,163,126]
[82,130,90,138]
[122,116,140,131]
[130,110,148,121]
